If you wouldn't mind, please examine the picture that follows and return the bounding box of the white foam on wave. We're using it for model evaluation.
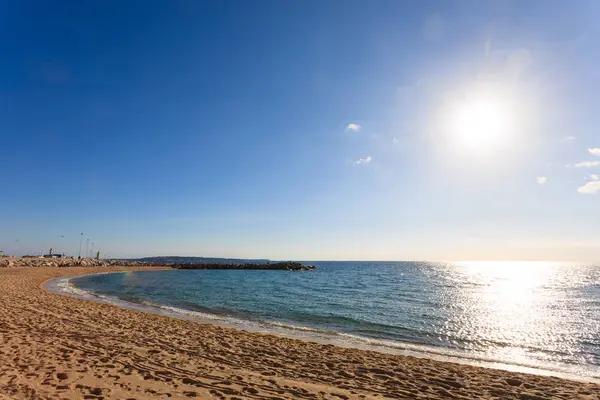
[332,332,600,381]
[49,275,133,312]
[336,331,474,357]
[143,303,232,322]
[264,321,329,333]
[53,276,90,297]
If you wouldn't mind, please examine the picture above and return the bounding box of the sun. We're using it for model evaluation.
[444,87,517,155]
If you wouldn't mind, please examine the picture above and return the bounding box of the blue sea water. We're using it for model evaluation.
[52,261,600,380]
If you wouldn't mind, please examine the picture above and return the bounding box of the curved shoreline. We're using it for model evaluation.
[48,269,600,384]
[2,266,599,400]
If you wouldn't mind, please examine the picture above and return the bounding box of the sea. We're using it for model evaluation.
[48,261,600,381]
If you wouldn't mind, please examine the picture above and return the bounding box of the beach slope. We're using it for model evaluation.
[0,267,598,399]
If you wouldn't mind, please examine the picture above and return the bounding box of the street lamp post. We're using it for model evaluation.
[53,235,64,257]
[58,235,64,256]
[78,233,83,259]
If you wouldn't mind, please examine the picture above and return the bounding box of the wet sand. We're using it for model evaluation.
[1,266,599,399]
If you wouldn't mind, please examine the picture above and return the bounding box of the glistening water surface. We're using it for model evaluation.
[64,261,600,379]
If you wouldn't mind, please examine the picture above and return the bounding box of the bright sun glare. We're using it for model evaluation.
[444,85,518,155]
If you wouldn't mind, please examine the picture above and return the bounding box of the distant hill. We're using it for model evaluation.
[132,256,271,264]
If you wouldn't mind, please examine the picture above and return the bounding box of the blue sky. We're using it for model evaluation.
[1,1,599,261]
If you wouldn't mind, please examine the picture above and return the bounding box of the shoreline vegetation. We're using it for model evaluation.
[1,266,599,399]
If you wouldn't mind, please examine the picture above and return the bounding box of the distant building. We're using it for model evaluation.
[42,248,63,258]
[43,254,63,258]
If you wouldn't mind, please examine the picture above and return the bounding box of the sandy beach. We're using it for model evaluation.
[0,267,599,400]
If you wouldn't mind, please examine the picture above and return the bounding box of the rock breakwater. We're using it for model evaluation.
[172,261,315,270]
[0,257,155,268]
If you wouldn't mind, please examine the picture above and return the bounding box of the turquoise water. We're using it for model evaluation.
[58,261,600,379]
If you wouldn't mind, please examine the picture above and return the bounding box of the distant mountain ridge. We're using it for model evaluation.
[132,256,271,264]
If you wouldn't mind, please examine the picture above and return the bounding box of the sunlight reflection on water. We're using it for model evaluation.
[445,261,598,368]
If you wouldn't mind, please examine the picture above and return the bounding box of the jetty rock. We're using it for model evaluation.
[0,257,315,270]
[172,261,316,271]
[0,257,156,268]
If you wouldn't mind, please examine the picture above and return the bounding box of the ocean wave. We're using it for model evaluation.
[332,332,600,379]
[264,320,331,333]
[48,273,160,312]
[146,303,232,321]
[53,277,90,297]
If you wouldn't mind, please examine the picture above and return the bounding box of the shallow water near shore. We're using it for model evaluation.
[49,261,600,381]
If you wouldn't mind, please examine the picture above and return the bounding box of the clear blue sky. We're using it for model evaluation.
[1,1,599,261]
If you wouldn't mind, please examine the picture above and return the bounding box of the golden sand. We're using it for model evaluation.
[1,266,599,399]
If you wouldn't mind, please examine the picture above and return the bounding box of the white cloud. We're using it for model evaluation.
[345,123,361,132]
[589,174,599,181]
[392,137,399,144]
[536,176,547,185]
[352,156,372,166]
[573,161,600,168]
[577,181,600,194]
[560,136,576,141]
[589,148,600,156]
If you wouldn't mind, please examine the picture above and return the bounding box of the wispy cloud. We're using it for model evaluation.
[560,136,576,141]
[573,161,600,168]
[352,156,372,166]
[392,137,399,144]
[577,181,600,194]
[345,123,361,132]
[536,176,547,185]
[589,148,600,156]
[589,174,599,181]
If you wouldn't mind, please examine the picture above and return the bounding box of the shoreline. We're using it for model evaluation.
[50,269,600,385]
[1,266,599,399]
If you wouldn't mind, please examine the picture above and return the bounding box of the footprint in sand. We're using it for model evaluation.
[56,372,68,380]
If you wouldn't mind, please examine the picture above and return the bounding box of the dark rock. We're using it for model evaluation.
[172,261,316,271]
[506,378,522,387]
